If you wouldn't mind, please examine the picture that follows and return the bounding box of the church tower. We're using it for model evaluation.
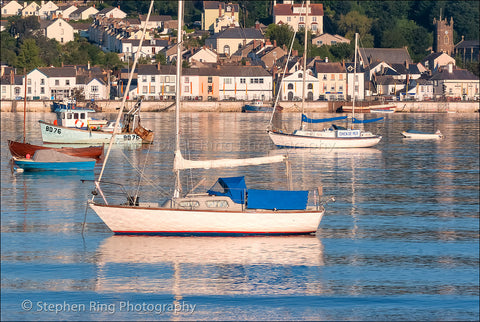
[433,12,454,56]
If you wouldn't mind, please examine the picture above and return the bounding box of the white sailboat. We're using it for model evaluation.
[268,19,383,149]
[86,0,331,236]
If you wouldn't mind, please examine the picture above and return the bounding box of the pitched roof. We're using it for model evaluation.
[203,1,239,11]
[139,15,172,22]
[359,48,412,65]
[216,27,264,39]
[430,68,479,81]
[274,3,323,16]
[36,67,77,77]
[314,62,345,73]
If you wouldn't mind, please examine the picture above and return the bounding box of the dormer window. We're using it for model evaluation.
[298,73,303,79]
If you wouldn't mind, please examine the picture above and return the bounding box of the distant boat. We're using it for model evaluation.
[12,150,96,172]
[242,100,282,113]
[39,98,153,144]
[8,140,103,159]
[338,104,396,114]
[268,32,383,149]
[401,129,444,139]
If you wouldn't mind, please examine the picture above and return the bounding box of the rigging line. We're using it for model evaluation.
[268,0,306,127]
[134,142,153,199]
[118,149,171,197]
[96,0,154,188]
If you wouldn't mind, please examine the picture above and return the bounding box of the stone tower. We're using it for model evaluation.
[433,13,454,56]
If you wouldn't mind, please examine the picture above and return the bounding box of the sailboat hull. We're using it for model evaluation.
[89,203,324,235]
[268,130,382,148]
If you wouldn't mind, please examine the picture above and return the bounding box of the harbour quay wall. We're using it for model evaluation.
[1,100,478,113]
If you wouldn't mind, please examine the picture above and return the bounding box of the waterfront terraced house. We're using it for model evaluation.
[2,0,22,16]
[273,0,324,34]
[44,18,74,44]
[202,1,239,32]
[77,77,108,100]
[314,62,346,101]
[280,68,319,101]
[136,64,176,100]
[0,69,23,100]
[216,65,273,101]
[430,64,480,100]
[344,62,365,101]
[26,67,77,100]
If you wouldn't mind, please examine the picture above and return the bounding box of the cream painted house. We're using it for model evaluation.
[205,27,265,56]
[38,1,58,20]
[45,18,74,44]
[97,6,127,19]
[312,33,350,47]
[431,64,480,100]
[420,52,456,72]
[188,47,218,64]
[81,78,108,100]
[202,1,239,32]
[314,62,347,101]
[280,69,319,101]
[2,0,22,16]
[273,0,324,34]
[21,2,40,17]
[55,4,78,20]
[69,6,99,20]
[214,15,239,33]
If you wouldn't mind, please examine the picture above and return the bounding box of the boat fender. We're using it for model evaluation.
[53,119,58,126]
[75,119,84,128]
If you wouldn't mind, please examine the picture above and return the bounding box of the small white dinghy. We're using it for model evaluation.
[401,129,444,139]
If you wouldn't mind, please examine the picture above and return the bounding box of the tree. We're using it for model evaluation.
[16,39,42,70]
[0,31,17,66]
[35,35,62,67]
[265,24,294,48]
[102,52,125,71]
[338,11,373,40]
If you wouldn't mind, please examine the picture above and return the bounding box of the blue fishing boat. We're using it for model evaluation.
[12,150,96,172]
[242,100,282,113]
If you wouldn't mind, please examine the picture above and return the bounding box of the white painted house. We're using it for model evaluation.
[97,6,127,19]
[69,6,99,21]
[1,0,22,16]
[38,1,58,20]
[81,78,108,100]
[55,4,78,20]
[188,47,218,64]
[45,18,74,44]
[280,69,319,101]
[21,2,40,17]
[26,67,77,100]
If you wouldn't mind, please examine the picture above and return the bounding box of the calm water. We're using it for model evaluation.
[1,111,479,321]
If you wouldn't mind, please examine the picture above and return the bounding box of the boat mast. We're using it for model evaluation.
[174,0,184,198]
[23,68,27,143]
[300,0,308,130]
[352,32,358,129]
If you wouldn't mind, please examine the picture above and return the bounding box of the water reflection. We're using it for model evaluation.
[95,235,324,295]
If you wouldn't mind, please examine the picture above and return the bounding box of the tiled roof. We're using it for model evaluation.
[217,27,264,39]
[430,68,479,80]
[359,48,412,65]
[274,3,323,16]
[139,15,172,22]
[454,40,479,49]
[314,62,344,73]
[37,67,77,77]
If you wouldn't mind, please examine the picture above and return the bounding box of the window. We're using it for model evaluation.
[151,76,155,82]
[184,85,189,92]
[224,78,232,84]
[1,86,5,94]
[206,200,229,208]
[259,78,263,84]
[67,113,72,119]
[15,87,20,95]
[331,74,335,80]
[27,79,31,85]
[208,76,212,83]
[339,74,343,80]
[300,16,304,22]
[142,86,148,94]
[288,83,294,89]
[184,77,189,83]
[312,25,317,31]
[179,200,199,209]
[298,73,303,79]
[40,79,45,85]
[150,86,155,93]
[66,80,70,86]
[74,112,79,119]
[40,87,44,94]
[55,80,60,86]
[308,83,313,89]
[28,87,32,94]
[323,75,327,80]
[240,78,245,84]
[165,76,170,82]
[91,85,98,92]
[287,17,291,22]
[80,113,85,119]
[312,17,317,22]
[208,85,212,93]
[339,85,343,91]
[142,76,147,82]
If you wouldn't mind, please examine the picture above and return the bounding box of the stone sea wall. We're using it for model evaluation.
[1,99,478,113]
